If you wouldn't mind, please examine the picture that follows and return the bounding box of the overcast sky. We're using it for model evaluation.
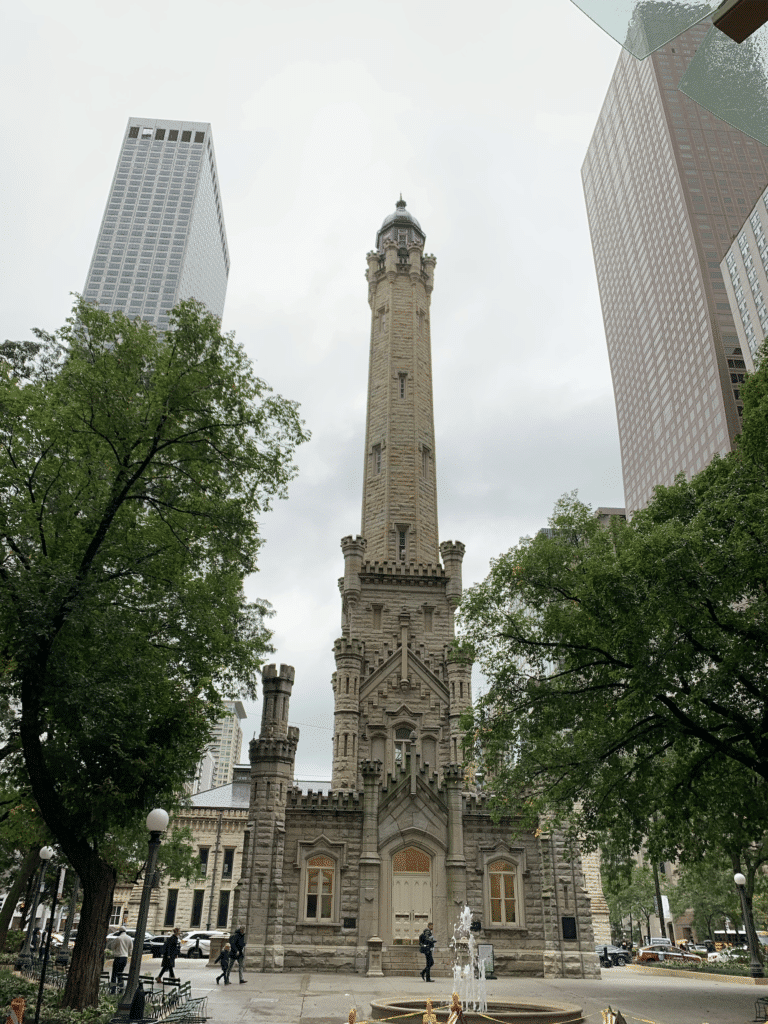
[3,1,625,779]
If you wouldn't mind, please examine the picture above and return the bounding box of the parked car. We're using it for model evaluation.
[637,943,702,964]
[595,944,632,967]
[179,931,227,958]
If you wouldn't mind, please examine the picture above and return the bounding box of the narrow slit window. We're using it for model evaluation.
[399,373,407,399]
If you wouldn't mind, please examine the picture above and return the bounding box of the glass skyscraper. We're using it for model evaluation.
[582,24,768,513]
[83,118,229,328]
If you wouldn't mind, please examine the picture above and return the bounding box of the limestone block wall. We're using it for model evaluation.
[461,803,548,977]
[115,805,249,936]
[275,797,367,973]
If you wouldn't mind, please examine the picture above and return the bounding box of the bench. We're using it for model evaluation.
[754,996,768,1022]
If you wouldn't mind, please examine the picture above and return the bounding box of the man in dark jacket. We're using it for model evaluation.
[229,925,247,983]
[419,923,435,982]
[157,927,181,982]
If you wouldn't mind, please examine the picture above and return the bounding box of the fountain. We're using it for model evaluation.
[451,904,488,1013]
[369,905,585,1024]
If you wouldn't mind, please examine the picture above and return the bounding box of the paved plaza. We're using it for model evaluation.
[160,959,766,1024]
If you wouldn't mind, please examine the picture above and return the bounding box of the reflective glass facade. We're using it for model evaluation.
[582,23,768,513]
[83,118,229,329]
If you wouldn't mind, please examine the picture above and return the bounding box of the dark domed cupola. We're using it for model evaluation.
[376,196,426,250]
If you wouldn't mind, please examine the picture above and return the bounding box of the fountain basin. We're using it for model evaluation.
[369,998,584,1024]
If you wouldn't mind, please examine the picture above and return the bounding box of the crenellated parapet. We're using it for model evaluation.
[250,730,299,765]
[287,788,363,811]
[334,636,365,664]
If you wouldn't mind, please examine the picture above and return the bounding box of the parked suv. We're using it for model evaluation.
[179,931,227,958]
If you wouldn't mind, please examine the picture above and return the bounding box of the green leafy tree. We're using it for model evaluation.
[602,861,662,945]
[670,858,742,943]
[458,339,768,854]
[0,787,51,952]
[0,299,308,1007]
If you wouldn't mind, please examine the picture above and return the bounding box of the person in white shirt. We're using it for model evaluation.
[106,928,133,993]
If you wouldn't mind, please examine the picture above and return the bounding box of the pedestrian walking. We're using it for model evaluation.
[229,925,247,983]
[157,927,181,982]
[214,942,232,985]
[106,927,133,993]
[30,928,41,959]
[419,922,435,982]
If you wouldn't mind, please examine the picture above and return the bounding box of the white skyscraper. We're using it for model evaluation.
[83,118,229,329]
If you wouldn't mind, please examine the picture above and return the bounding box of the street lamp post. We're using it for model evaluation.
[116,809,169,1018]
[734,872,764,979]
[15,847,54,972]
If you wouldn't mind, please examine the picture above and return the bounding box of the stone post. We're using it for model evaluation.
[359,761,383,950]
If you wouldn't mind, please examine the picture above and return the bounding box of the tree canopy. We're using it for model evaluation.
[0,299,308,1006]
[458,342,768,869]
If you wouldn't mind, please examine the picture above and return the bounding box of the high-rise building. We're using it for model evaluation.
[582,23,768,513]
[721,183,768,364]
[207,700,245,788]
[83,118,229,329]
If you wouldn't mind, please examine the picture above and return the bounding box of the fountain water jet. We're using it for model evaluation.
[451,904,487,1013]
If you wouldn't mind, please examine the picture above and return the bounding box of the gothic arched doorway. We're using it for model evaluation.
[392,846,432,944]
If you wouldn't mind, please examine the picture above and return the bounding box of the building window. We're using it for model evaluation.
[394,727,412,766]
[109,905,123,927]
[422,447,430,479]
[181,130,192,142]
[217,890,230,929]
[488,860,516,926]
[190,889,205,927]
[373,605,382,630]
[164,890,178,928]
[372,444,382,475]
[398,530,407,561]
[222,848,235,879]
[423,607,433,632]
[399,373,407,399]
[155,128,166,140]
[305,856,334,921]
[128,126,139,138]
[199,847,209,877]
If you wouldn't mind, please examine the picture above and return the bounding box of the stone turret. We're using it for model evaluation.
[331,638,364,789]
[242,664,298,972]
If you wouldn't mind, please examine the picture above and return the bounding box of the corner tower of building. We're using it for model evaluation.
[332,200,471,791]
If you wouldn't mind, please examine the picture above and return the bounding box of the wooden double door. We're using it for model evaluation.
[392,847,432,944]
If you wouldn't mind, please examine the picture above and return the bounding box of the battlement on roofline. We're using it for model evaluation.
[286,758,492,810]
[360,560,446,577]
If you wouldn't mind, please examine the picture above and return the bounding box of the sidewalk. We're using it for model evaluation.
[167,960,763,1024]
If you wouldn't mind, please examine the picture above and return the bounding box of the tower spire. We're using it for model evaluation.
[362,199,438,564]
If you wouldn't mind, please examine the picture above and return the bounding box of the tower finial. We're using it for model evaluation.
[397,194,406,208]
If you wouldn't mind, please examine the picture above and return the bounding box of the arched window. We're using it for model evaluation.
[305,855,334,921]
[394,727,412,766]
[489,859,516,925]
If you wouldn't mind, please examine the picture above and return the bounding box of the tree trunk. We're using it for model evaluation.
[652,863,665,940]
[0,847,40,953]
[60,852,116,1010]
